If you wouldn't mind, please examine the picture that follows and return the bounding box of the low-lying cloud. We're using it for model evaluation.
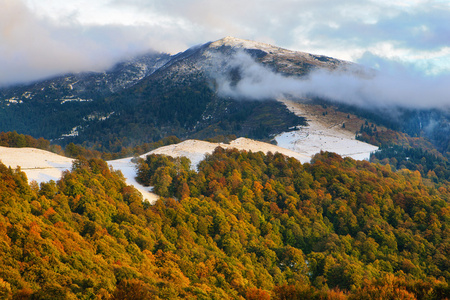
[0,0,178,86]
[214,51,450,110]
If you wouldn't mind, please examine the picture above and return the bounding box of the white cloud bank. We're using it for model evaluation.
[215,51,450,110]
[0,0,448,86]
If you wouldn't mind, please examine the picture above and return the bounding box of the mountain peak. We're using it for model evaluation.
[210,36,282,52]
[207,37,345,73]
[217,36,249,44]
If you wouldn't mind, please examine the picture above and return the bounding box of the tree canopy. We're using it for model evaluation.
[0,148,449,299]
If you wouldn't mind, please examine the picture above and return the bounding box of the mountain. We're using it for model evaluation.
[0,37,347,151]
[2,36,448,158]
[209,36,346,75]
[0,52,171,103]
[2,38,450,300]
[0,52,171,140]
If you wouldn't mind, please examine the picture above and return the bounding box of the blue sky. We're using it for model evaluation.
[1,0,449,86]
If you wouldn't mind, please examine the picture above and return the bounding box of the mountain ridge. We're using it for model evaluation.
[0,36,346,106]
[3,37,334,148]
[1,37,448,158]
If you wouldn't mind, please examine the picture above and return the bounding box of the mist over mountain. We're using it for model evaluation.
[0,36,449,154]
[214,47,450,110]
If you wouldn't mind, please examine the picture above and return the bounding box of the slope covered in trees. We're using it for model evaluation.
[0,131,63,154]
[325,98,450,160]
[1,149,449,299]
[0,131,182,161]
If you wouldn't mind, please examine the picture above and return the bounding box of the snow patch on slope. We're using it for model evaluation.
[150,140,220,168]
[108,158,160,203]
[0,146,73,183]
[275,99,378,160]
[144,137,310,169]
[0,146,159,203]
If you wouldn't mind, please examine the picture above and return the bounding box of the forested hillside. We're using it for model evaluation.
[0,130,183,161]
[1,147,449,299]
[0,38,308,151]
[331,100,450,159]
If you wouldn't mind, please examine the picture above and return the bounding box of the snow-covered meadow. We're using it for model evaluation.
[275,99,378,161]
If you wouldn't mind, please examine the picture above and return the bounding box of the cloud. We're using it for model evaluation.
[2,0,449,86]
[1,1,90,84]
[305,2,450,50]
[0,0,179,86]
[112,0,450,61]
[211,51,302,100]
[306,65,450,110]
[213,51,450,110]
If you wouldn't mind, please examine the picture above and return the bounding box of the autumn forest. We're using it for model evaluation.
[0,142,449,299]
